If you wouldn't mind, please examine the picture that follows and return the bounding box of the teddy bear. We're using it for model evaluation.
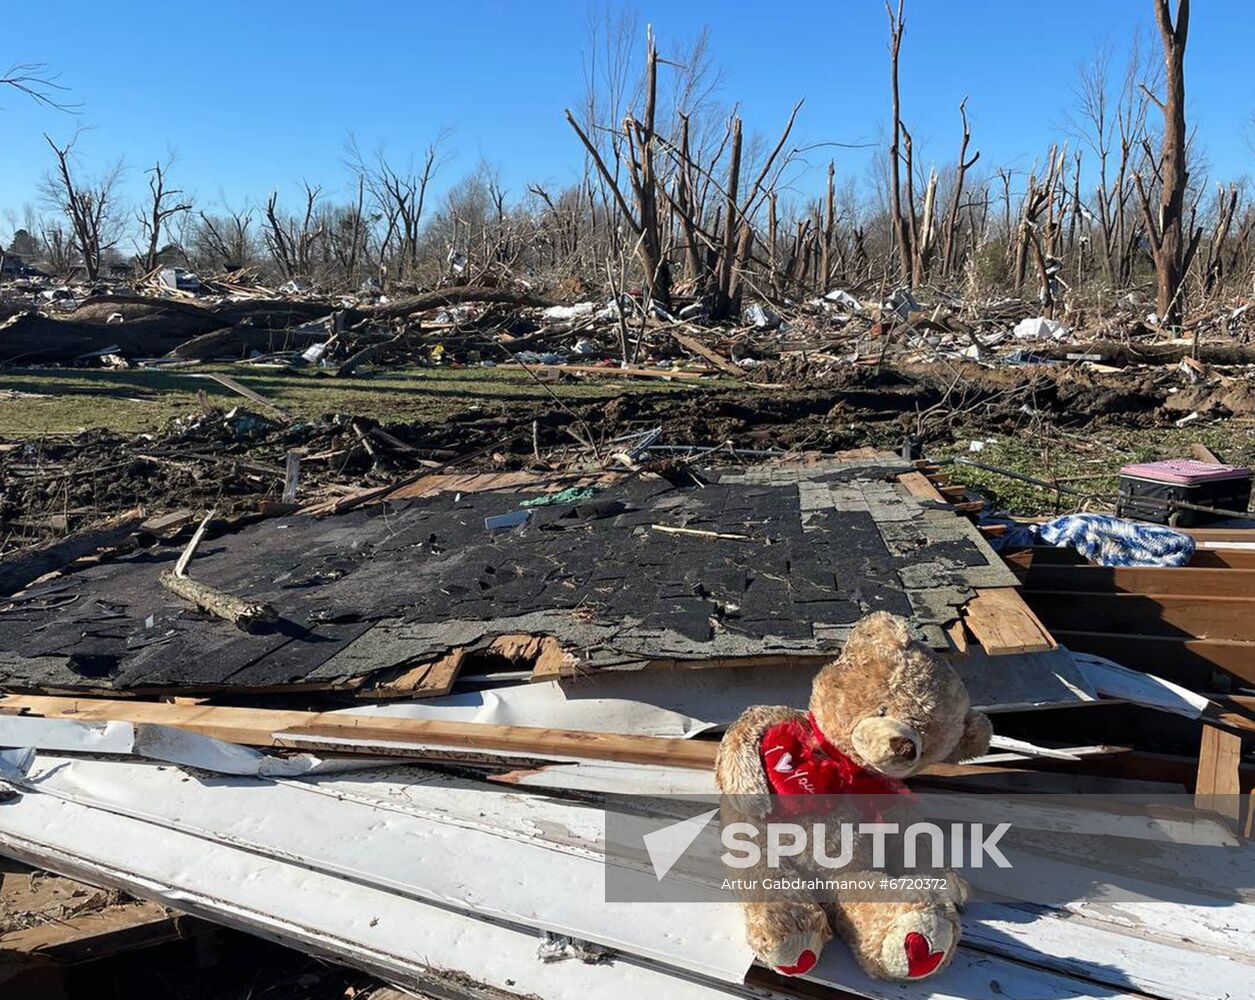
[715,611,991,982]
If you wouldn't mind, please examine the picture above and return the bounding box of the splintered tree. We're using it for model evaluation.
[136,159,192,271]
[566,28,672,312]
[1137,0,1198,329]
[886,1,912,285]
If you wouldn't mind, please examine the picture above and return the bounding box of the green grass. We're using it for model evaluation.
[0,364,707,437]
[937,422,1255,516]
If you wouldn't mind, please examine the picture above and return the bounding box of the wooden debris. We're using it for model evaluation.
[649,524,753,541]
[668,330,744,377]
[1195,723,1243,824]
[158,571,278,633]
[354,648,466,699]
[963,587,1057,656]
[496,362,708,380]
[158,512,277,632]
[194,372,291,419]
[0,695,719,769]
[282,452,301,503]
[898,471,1056,655]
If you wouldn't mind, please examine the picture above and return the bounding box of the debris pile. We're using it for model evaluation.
[0,452,1249,999]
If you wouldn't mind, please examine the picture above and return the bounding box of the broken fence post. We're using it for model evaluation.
[283,452,301,503]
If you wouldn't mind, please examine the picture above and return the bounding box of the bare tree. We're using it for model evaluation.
[886,1,912,285]
[192,204,255,269]
[567,27,673,310]
[1136,0,1199,329]
[262,182,325,280]
[350,133,451,283]
[40,134,124,280]
[940,99,980,278]
[136,159,192,271]
[1,63,78,111]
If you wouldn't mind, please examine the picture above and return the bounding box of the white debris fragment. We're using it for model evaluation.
[823,289,861,311]
[542,302,597,321]
[1012,317,1068,341]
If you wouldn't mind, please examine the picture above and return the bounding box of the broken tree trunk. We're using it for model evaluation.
[159,571,278,633]
[1138,0,1197,330]
[158,512,278,632]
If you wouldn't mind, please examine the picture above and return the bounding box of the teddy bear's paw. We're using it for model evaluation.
[876,909,957,981]
[746,903,831,977]
[758,930,826,977]
[942,869,971,911]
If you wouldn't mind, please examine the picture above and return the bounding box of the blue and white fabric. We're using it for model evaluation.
[991,513,1195,567]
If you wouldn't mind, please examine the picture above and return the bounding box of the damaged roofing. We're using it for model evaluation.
[0,458,1017,692]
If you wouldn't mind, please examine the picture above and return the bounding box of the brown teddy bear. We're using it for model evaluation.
[715,611,991,982]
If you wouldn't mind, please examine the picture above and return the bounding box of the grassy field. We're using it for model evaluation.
[0,364,705,437]
[938,421,1255,515]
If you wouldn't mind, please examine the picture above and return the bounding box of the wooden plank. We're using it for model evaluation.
[1027,591,1255,642]
[496,362,708,380]
[196,372,291,418]
[1051,630,1253,686]
[1022,564,1255,597]
[1191,442,1224,464]
[0,901,186,964]
[896,471,1056,655]
[963,586,1058,655]
[1010,544,1255,570]
[274,721,720,768]
[898,470,941,500]
[1195,723,1243,823]
[669,330,744,377]
[0,695,720,770]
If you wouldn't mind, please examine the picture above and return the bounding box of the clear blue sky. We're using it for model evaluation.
[3,0,1254,232]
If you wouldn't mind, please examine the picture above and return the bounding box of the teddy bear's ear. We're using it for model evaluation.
[841,611,911,663]
[945,710,992,762]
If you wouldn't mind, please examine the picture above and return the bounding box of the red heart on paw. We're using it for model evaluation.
[775,949,817,976]
[904,931,945,978]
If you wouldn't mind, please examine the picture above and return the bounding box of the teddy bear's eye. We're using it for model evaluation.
[877,705,888,717]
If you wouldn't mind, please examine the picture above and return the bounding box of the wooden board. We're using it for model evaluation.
[496,362,709,380]
[354,647,466,699]
[1022,564,1255,598]
[195,372,291,418]
[1195,723,1243,824]
[0,901,185,965]
[1050,630,1255,687]
[669,330,744,378]
[962,587,1058,655]
[1027,591,1255,643]
[0,694,720,770]
[1007,544,1255,570]
[897,470,941,500]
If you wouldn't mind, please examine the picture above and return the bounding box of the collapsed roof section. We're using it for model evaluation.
[0,456,1022,695]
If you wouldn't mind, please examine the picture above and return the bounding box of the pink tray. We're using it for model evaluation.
[1120,458,1251,485]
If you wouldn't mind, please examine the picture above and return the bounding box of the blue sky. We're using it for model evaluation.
[2,0,1254,231]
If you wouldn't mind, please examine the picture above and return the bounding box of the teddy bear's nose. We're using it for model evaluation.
[889,736,918,760]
